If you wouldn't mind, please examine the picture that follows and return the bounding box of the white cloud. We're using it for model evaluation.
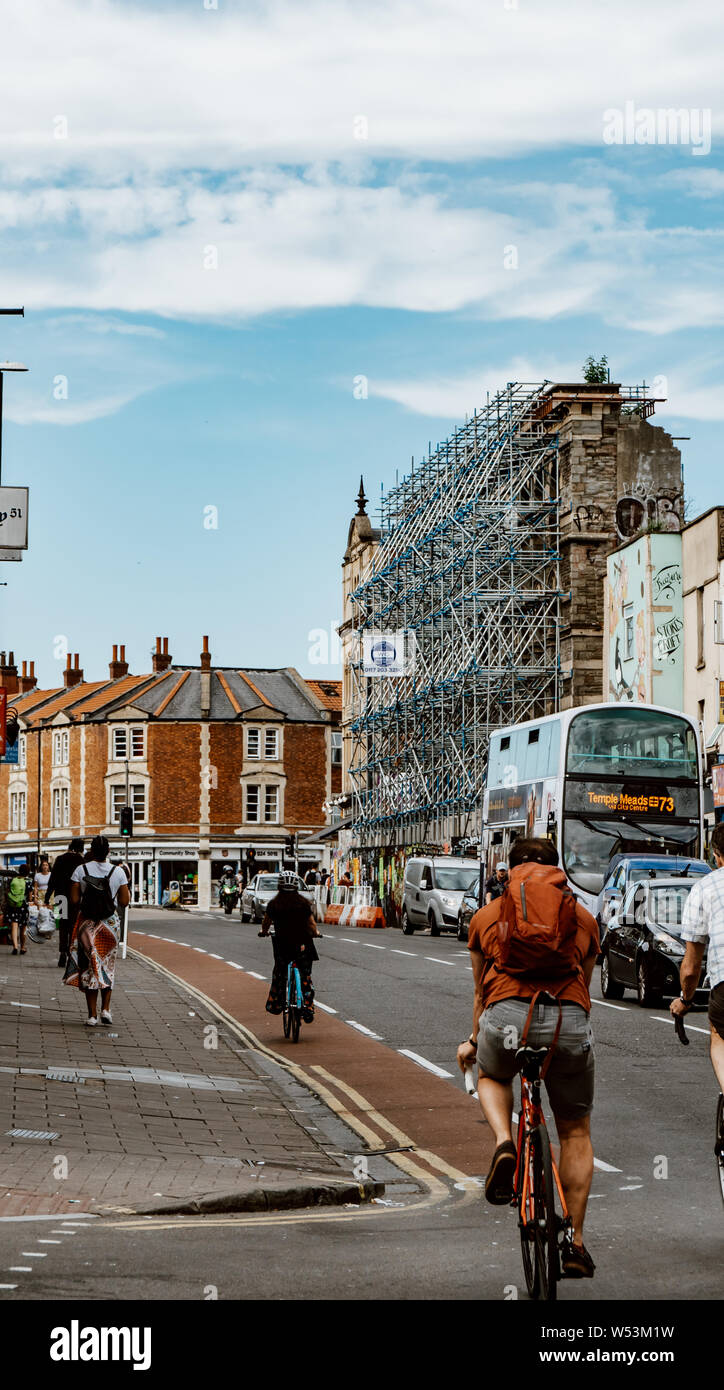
[6,389,150,427]
[373,357,580,419]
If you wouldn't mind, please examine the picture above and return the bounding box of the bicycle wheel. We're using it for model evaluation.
[531,1125,558,1301]
[716,1094,724,1210]
[283,1007,292,1038]
[290,1007,301,1043]
[518,1136,539,1300]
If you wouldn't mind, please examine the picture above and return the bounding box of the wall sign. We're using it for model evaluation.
[0,488,29,550]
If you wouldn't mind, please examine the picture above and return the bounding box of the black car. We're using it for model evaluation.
[456,885,481,942]
[596,853,710,941]
[600,876,709,1007]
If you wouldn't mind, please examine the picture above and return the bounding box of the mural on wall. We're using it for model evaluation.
[615,486,682,540]
[607,534,684,708]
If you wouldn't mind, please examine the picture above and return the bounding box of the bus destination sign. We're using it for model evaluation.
[565,781,699,820]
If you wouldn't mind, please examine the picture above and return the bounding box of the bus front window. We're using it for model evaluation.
[566,708,698,781]
[563,818,700,895]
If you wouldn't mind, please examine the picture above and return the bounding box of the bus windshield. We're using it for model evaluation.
[566,708,698,781]
[562,818,699,895]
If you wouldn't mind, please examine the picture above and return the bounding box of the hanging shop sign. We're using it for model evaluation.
[0,487,29,550]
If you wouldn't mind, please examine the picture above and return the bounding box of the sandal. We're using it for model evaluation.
[561,1239,596,1279]
[484,1140,517,1205]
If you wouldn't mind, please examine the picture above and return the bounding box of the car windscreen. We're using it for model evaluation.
[256,876,279,890]
[563,820,700,895]
[434,867,479,891]
[647,883,693,934]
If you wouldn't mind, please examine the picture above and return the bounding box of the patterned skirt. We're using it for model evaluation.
[63,914,119,992]
[266,959,315,1022]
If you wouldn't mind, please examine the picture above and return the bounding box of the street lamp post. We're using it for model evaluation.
[0,362,29,487]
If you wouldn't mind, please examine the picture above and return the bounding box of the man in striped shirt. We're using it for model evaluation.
[672,823,724,1092]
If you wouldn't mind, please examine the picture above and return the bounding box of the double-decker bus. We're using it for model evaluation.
[482,703,704,915]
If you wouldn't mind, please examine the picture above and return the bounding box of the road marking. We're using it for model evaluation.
[21,1252,46,1258]
[362,943,386,950]
[391,949,415,957]
[397,1049,454,1079]
[315,1001,337,1014]
[8,1267,32,1273]
[650,1015,710,1036]
[425,957,455,966]
[226,962,244,970]
[593,1157,622,1173]
[208,954,223,960]
[10,1001,40,1009]
[247,972,266,980]
[339,938,359,944]
[192,948,207,954]
[591,999,627,1012]
[0,1283,17,1289]
[37,1239,62,1244]
[620,1184,643,1191]
[346,1020,383,1040]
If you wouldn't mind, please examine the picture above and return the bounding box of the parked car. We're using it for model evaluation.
[239,873,314,923]
[456,883,481,942]
[401,857,479,936]
[600,876,710,1007]
[596,854,710,942]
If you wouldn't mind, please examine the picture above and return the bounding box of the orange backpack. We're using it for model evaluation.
[496,863,579,979]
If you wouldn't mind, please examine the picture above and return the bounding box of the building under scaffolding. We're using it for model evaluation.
[343,377,683,852]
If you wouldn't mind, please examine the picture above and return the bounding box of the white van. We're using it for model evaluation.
[401,856,480,936]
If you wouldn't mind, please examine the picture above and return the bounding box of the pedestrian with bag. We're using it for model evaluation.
[457,836,599,1278]
[6,864,30,955]
[45,838,85,968]
[65,835,130,1027]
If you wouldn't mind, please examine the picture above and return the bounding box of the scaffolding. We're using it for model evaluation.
[347,382,562,849]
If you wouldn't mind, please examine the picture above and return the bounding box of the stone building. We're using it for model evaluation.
[682,506,724,830]
[0,638,341,906]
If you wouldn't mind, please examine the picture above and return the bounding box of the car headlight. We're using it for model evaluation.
[652,932,685,956]
[440,895,457,907]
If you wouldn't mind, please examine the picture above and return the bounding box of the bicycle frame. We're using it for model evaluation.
[513,1051,572,1300]
[514,1072,569,1222]
[286,961,303,1010]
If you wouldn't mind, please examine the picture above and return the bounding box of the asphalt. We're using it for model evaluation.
[1,905,722,1302]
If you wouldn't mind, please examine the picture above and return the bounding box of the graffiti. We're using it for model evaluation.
[573,504,606,531]
[615,488,682,540]
[653,564,681,599]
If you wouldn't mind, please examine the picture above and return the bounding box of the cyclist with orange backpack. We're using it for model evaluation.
[457,837,600,1278]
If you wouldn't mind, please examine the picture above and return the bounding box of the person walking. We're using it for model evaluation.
[65,835,130,1027]
[45,838,85,968]
[671,821,724,1095]
[484,861,508,904]
[6,864,30,955]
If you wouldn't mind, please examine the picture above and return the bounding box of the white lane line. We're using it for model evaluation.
[208,954,223,960]
[247,972,266,980]
[226,962,244,970]
[346,1020,383,1040]
[37,1239,62,1245]
[338,938,359,944]
[0,1283,18,1289]
[398,1049,454,1079]
[391,949,415,957]
[425,957,455,966]
[593,1157,622,1173]
[10,1002,40,1009]
[362,943,386,950]
[315,1001,337,1015]
[591,999,627,1012]
[620,1184,643,1191]
[21,1252,47,1258]
[192,948,207,954]
[8,1267,32,1273]
[650,1015,710,1036]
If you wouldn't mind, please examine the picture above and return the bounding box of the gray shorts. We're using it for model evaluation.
[477,997,595,1121]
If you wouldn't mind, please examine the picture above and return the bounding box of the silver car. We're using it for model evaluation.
[239,873,314,923]
[401,856,480,936]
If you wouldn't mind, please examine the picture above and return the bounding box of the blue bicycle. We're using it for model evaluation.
[283,959,303,1043]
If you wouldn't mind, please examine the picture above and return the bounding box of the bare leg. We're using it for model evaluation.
[85,988,98,1020]
[554,1114,593,1245]
[477,1075,514,1147]
[10,921,19,951]
[100,988,112,1013]
[710,1026,724,1093]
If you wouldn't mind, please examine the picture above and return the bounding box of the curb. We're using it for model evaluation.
[127,1177,384,1217]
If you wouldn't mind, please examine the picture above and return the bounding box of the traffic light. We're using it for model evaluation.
[119,805,134,837]
[286,834,297,856]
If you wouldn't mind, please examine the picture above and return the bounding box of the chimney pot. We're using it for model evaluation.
[22,661,26,677]
[163,637,168,655]
[66,653,72,670]
[30,662,35,678]
[112,645,118,662]
[74,653,79,670]
[155,637,162,654]
[200,635,211,671]
[152,636,172,673]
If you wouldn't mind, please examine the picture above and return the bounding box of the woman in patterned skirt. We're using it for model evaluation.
[65,836,130,1027]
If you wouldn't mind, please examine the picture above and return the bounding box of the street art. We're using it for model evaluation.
[615,487,682,540]
[607,533,684,708]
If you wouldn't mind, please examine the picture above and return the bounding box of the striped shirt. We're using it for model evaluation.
[681,865,724,989]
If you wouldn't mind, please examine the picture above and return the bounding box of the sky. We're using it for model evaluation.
[0,0,723,689]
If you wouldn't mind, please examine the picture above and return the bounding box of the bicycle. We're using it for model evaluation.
[512,1042,572,1301]
[283,958,304,1044]
[674,1012,724,1212]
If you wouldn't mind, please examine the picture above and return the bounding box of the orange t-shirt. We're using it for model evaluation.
[468,891,600,1012]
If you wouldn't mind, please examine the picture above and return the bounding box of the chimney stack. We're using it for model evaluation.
[109,643,129,680]
[152,636,173,673]
[18,660,37,694]
[0,650,19,696]
[63,653,84,689]
[200,635,211,671]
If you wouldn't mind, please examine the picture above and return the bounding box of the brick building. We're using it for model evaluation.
[0,639,341,907]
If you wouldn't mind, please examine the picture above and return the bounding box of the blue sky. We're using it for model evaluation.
[1,0,722,687]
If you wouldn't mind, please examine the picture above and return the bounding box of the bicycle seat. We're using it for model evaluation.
[515,1045,549,1080]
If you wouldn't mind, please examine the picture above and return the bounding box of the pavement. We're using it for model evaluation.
[0,926,390,1220]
